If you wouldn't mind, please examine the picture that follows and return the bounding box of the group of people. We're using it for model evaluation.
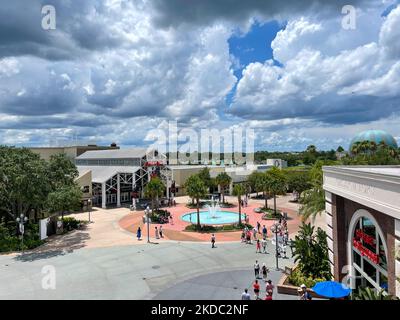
[136,225,165,240]
[241,260,274,300]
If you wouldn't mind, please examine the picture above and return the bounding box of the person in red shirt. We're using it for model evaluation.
[253,280,260,300]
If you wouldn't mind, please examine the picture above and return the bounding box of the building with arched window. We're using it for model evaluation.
[323,166,400,297]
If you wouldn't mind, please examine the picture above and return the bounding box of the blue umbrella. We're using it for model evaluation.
[312,281,351,298]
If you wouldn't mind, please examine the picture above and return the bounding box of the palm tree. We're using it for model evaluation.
[144,177,165,213]
[215,172,232,204]
[352,287,398,300]
[185,174,208,229]
[266,167,287,215]
[257,173,270,209]
[232,183,245,225]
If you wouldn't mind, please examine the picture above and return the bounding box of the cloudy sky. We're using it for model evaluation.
[0,0,399,151]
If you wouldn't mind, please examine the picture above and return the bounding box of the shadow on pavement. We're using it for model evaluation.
[14,228,90,262]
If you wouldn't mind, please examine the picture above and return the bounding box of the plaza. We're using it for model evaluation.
[0,195,300,300]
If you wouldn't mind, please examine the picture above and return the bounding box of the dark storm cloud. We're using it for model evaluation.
[151,0,370,28]
[0,0,124,60]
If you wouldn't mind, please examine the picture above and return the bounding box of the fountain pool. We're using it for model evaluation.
[181,211,245,225]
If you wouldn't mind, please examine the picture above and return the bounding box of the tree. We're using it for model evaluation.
[232,183,245,225]
[185,175,207,229]
[0,147,50,222]
[290,222,331,279]
[266,167,287,215]
[144,177,165,213]
[247,171,262,196]
[285,170,311,201]
[336,146,344,153]
[47,153,79,189]
[258,173,271,209]
[197,167,212,191]
[215,172,232,203]
[299,160,335,221]
[47,184,83,220]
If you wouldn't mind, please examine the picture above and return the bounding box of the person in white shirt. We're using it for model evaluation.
[241,289,251,300]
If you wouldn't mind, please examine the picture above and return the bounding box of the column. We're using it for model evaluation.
[117,174,121,207]
[101,182,106,209]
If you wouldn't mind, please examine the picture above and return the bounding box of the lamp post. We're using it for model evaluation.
[16,214,28,254]
[145,206,150,243]
[270,221,282,271]
[88,199,92,223]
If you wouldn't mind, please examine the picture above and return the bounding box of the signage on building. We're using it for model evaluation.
[353,239,379,264]
[355,229,375,246]
[144,161,165,167]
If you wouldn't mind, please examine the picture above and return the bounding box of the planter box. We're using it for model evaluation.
[276,266,326,299]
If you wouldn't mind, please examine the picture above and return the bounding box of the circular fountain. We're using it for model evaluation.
[181,196,245,225]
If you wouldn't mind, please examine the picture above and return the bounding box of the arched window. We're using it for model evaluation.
[348,210,388,292]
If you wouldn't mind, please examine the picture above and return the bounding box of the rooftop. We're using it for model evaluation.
[76,148,149,160]
[77,165,141,183]
[323,165,400,178]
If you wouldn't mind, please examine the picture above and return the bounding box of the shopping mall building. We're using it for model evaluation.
[323,166,400,297]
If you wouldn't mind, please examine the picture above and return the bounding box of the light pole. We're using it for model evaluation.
[88,199,92,223]
[16,214,28,254]
[270,222,282,271]
[145,206,150,243]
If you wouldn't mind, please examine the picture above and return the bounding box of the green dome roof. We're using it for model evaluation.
[349,130,398,151]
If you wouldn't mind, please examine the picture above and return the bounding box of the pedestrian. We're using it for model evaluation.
[262,263,269,281]
[136,226,141,240]
[257,221,261,233]
[159,225,163,238]
[262,237,267,254]
[253,280,260,300]
[254,260,260,279]
[264,291,273,300]
[246,230,252,244]
[252,227,257,241]
[256,239,261,253]
[170,215,174,225]
[262,225,267,239]
[266,279,274,297]
[211,233,216,248]
[241,230,246,243]
[155,226,159,239]
[299,284,312,300]
[241,288,251,300]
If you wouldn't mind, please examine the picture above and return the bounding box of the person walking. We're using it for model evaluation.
[262,225,268,239]
[266,280,275,298]
[262,263,269,281]
[155,226,160,239]
[159,225,163,238]
[254,260,260,279]
[262,237,267,254]
[136,226,141,240]
[257,221,261,233]
[211,233,216,248]
[256,239,261,253]
[253,280,260,300]
[252,227,258,241]
[241,288,251,300]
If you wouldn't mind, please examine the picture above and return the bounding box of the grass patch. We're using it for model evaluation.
[184,223,253,233]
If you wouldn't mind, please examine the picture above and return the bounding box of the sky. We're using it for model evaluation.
[0,0,399,152]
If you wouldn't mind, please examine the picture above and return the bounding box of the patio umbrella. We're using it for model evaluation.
[312,281,351,298]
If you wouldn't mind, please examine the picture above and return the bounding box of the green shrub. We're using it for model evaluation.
[288,268,327,288]
[0,220,44,252]
[61,217,82,232]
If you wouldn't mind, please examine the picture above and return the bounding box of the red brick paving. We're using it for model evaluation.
[119,201,302,242]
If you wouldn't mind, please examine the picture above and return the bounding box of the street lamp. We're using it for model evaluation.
[145,206,150,243]
[16,214,28,253]
[270,221,282,271]
[88,199,92,223]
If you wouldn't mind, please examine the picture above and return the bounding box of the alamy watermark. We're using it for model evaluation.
[41,265,56,290]
[146,121,255,166]
[341,5,356,30]
[41,5,56,30]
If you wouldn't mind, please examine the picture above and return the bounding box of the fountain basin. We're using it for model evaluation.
[181,211,245,225]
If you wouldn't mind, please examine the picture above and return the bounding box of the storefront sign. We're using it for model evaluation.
[353,239,379,264]
[355,229,375,246]
[144,161,164,167]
